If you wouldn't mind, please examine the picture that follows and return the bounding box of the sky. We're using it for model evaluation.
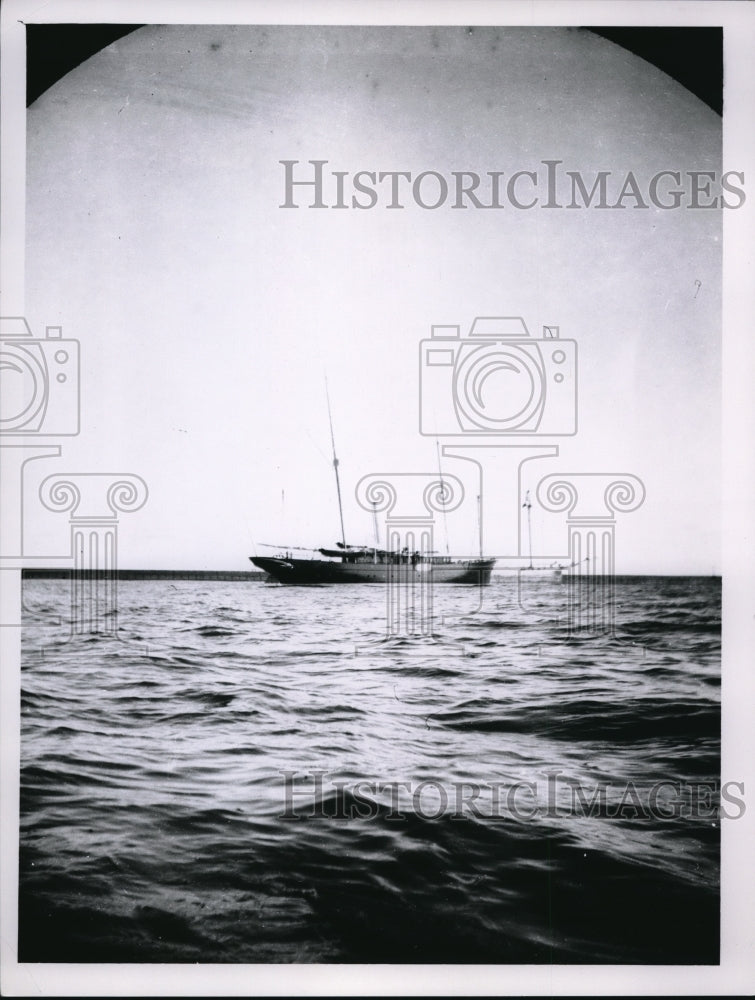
[21,24,722,573]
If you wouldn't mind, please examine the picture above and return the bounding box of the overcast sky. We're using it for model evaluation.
[23,25,722,573]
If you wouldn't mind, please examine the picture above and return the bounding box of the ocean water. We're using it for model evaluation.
[19,575,720,964]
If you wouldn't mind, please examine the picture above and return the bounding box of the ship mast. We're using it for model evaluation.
[523,489,533,569]
[477,494,483,559]
[325,378,347,549]
[436,440,450,556]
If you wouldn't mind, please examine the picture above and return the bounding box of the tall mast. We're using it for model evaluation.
[523,489,533,569]
[436,439,450,556]
[371,501,380,548]
[477,493,483,559]
[325,378,347,549]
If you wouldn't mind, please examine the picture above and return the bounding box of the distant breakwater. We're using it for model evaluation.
[22,569,267,581]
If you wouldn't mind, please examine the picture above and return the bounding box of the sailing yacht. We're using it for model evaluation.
[250,389,495,585]
[511,490,566,580]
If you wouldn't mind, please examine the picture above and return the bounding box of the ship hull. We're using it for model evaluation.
[250,556,494,585]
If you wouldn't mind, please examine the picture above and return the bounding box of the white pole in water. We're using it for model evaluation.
[325,378,347,549]
[523,489,533,569]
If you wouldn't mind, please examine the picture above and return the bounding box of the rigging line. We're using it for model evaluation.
[371,500,380,549]
[325,376,347,549]
[303,425,329,463]
[243,516,257,553]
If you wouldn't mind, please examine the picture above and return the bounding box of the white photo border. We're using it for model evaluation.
[1,0,753,995]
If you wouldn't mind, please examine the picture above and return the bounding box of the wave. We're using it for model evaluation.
[18,575,721,964]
